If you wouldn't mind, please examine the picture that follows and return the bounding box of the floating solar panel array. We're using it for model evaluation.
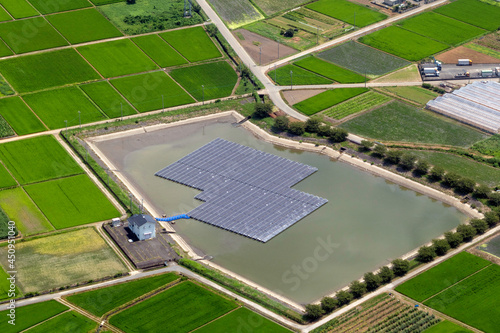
[155,138,328,242]
[426,81,500,134]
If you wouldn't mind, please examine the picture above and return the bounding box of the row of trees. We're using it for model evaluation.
[273,114,348,142]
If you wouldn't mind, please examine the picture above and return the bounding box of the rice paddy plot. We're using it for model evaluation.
[0,187,53,236]
[0,97,46,135]
[0,135,83,184]
[359,26,449,61]
[131,34,188,68]
[294,88,368,115]
[0,49,100,93]
[28,0,91,14]
[77,39,158,78]
[434,0,500,31]
[0,0,38,19]
[110,281,237,333]
[318,41,409,76]
[0,39,12,57]
[0,6,12,22]
[160,26,221,62]
[47,8,122,44]
[381,86,438,106]
[294,56,365,83]
[0,115,13,138]
[270,64,333,85]
[169,61,238,101]
[111,71,195,112]
[25,311,96,333]
[324,91,391,119]
[208,0,263,29]
[80,81,137,118]
[423,320,474,333]
[0,300,68,333]
[0,163,15,189]
[252,0,308,15]
[306,0,387,28]
[23,86,107,129]
[25,174,120,229]
[0,265,20,300]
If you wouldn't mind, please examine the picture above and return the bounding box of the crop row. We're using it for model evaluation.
[324,91,391,119]
[368,307,440,333]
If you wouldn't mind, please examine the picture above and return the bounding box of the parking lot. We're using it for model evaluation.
[422,63,500,81]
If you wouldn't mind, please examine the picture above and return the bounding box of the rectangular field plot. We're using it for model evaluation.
[424,264,500,333]
[132,34,188,68]
[80,81,137,118]
[23,86,107,129]
[324,91,391,119]
[110,281,237,333]
[306,0,387,27]
[270,64,333,85]
[0,300,68,333]
[0,39,12,57]
[0,163,15,189]
[28,0,91,14]
[66,273,179,316]
[111,71,195,112]
[253,0,308,15]
[294,56,365,83]
[0,135,82,184]
[294,88,368,115]
[0,187,53,236]
[0,263,20,300]
[397,12,485,46]
[169,61,238,101]
[0,6,12,22]
[0,17,68,54]
[47,8,122,44]
[0,97,46,135]
[0,228,126,293]
[395,252,491,302]
[208,0,263,29]
[0,49,100,93]
[0,0,38,19]
[381,86,438,106]
[359,26,449,61]
[24,174,120,229]
[423,321,474,333]
[160,26,221,62]
[25,311,96,333]
[434,0,500,31]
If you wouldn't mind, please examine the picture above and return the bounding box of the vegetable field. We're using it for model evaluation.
[208,0,263,29]
[434,0,500,31]
[0,97,46,135]
[294,88,368,115]
[270,64,332,85]
[294,56,365,83]
[80,81,137,118]
[306,0,386,28]
[471,134,500,158]
[0,0,39,19]
[324,91,391,119]
[25,311,96,333]
[132,34,188,68]
[0,300,68,333]
[0,115,13,138]
[28,0,91,14]
[253,0,308,15]
[160,27,221,62]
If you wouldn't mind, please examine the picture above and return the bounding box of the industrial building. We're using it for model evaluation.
[426,81,500,134]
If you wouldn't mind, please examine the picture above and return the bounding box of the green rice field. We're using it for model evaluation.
[77,39,158,78]
[270,64,332,85]
[294,56,365,83]
[23,86,107,129]
[208,0,263,29]
[27,0,91,14]
[324,91,391,119]
[25,311,96,333]
[395,252,491,302]
[0,0,39,19]
[80,81,137,118]
[111,71,195,112]
[47,8,122,44]
[0,39,13,57]
[66,273,179,316]
[24,174,120,229]
[423,321,473,333]
[0,163,15,189]
[0,135,82,184]
[0,49,100,93]
[0,17,68,54]
[0,6,12,22]
[0,264,20,300]
[294,88,368,115]
[0,97,46,135]
[359,26,449,61]
[169,61,238,101]
[110,281,237,333]
[132,34,188,68]
[159,26,221,62]
[434,0,500,31]
[306,0,386,28]
[381,86,438,106]
[0,300,68,333]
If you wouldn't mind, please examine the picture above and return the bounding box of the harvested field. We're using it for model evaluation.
[132,34,188,68]
[294,56,365,83]
[160,27,221,62]
[373,65,421,83]
[435,45,500,64]
[80,81,137,119]
[253,0,308,15]
[0,300,68,333]
[0,97,46,135]
[282,89,325,105]
[25,311,97,333]
[28,0,91,14]
[434,0,500,31]
[0,0,39,19]
[234,29,296,64]
[474,31,500,52]
[269,64,333,85]
[208,0,263,29]
[294,88,368,115]
[306,0,387,28]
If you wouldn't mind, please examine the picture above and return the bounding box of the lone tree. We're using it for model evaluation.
[414,160,430,175]
[416,245,436,263]
[273,115,289,132]
[429,166,445,181]
[443,172,462,188]
[288,122,305,135]
[364,272,381,291]
[444,231,463,248]
[432,238,450,256]
[320,296,339,313]
[391,259,410,276]
[399,153,417,170]
[484,211,499,227]
[284,28,295,37]
[373,144,387,158]
[456,224,477,242]
[336,290,353,305]
[305,304,324,320]
[328,128,348,142]
[474,184,491,198]
[385,150,403,164]
[305,117,321,133]
[360,140,374,151]
[253,103,272,118]
[470,219,488,234]
[488,192,500,206]
[377,266,394,284]
[456,178,476,194]
[349,280,367,298]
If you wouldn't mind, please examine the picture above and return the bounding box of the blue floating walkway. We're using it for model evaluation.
[155,214,190,222]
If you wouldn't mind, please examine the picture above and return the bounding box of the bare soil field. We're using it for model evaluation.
[475,31,500,51]
[282,89,325,105]
[234,29,296,65]
[436,45,500,64]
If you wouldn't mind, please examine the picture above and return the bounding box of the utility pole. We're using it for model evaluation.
[317,27,319,45]
[64,120,67,134]
[162,95,164,112]
[290,70,293,90]
[259,46,262,66]
[202,85,205,105]
[78,111,81,129]
[120,103,123,121]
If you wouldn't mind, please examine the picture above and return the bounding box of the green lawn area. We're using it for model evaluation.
[306,0,387,27]
[0,265,21,300]
[423,320,474,333]
[132,34,188,68]
[0,0,39,19]
[395,252,491,302]
[472,134,500,158]
[294,56,365,83]
[323,91,392,119]
[27,0,91,14]
[24,174,120,229]
[0,187,53,236]
[110,281,237,333]
[195,307,291,333]
[294,88,368,115]
[359,26,449,61]
[0,162,15,189]
[169,61,238,101]
[0,49,100,93]
[0,39,13,57]
[0,300,68,333]
[80,81,137,118]
[339,101,488,147]
[0,97,46,135]
[23,86,107,129]
[270,64,333,85]
[66,273,179,316]
[434,0,500,31]
[381,86,438,106]
[77,39,158,78]
[0,5,12,22]
[111,71,195,112]
[159,26,221,62]
[0,17,68,54]
[0,135,82,184]
[424,264,500,333]
[25,311,96,333]
[47,8,122,44]
[397,12,486,46]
